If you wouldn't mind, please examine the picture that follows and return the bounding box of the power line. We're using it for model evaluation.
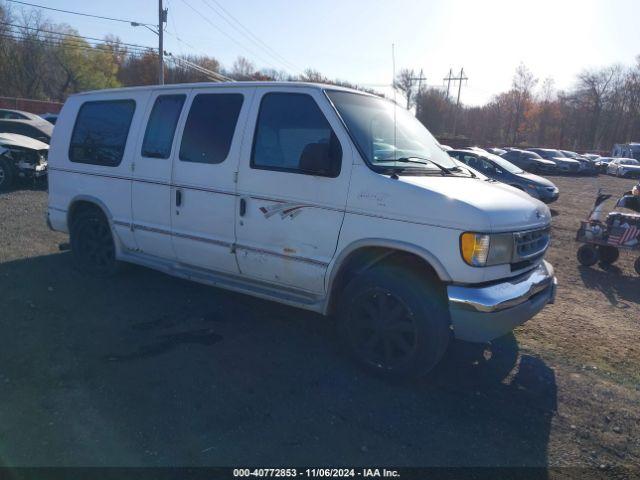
[178,0,287,74]
[1,30,154,55]
[0,21,155,50]
[165,51,232,81]
[198,0,301,73]
[0,31,153,57]
[4,0,155,27]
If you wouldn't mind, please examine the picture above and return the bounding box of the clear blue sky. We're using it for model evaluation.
[10,0,640,104]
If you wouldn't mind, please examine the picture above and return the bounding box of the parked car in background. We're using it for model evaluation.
[40,113,58,125]
[46,82,556,378]
[607,158,640,178]
[448,149,559,203]
[527,148,581,173]
[0,133,48,191]
[559,150,597,175]
[0,108,53,143]
[0,108,37,120]
[581,153,600,162]
[486,147,507,155]
[500,148,558,174]
[595,156,615,173]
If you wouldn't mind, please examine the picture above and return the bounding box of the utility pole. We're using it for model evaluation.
[443,67,468,136]
[443,68,453,99]
[158,0,167,85]
[409,69,427,116]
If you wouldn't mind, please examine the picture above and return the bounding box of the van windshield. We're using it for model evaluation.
[326,90,457,171]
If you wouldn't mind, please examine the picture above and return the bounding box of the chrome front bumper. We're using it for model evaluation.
[447,260,556,342]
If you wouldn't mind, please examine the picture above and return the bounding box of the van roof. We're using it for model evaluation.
[73,81,375,97]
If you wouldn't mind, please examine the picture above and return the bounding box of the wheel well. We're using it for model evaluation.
[327,247,442,316]
[67,200,107,229]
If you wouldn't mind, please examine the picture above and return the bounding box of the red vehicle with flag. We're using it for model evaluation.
[576,183,640,275]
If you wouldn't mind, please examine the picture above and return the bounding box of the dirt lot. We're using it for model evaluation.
[0,174,639,473]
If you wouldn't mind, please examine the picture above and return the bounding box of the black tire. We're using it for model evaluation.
[635,257,640,276]
[70,210,119,277]
[598,245,619,264]
[0,158,14,192]
[337,264,450,378]
[577,244,598,267]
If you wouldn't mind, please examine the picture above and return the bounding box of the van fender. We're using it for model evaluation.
[323,238,452,314]
[67,195,127,255]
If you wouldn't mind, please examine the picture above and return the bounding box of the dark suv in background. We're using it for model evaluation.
[448,149,559,203]
[500,148,557,173]
[527,148,581,173]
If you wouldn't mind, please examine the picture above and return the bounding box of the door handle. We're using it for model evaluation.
[239,197,246,217]
[176,189,182,207]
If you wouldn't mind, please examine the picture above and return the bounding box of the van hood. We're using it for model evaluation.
[398,176,551,232]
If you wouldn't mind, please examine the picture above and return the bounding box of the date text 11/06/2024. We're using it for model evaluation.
[233,468,400,478]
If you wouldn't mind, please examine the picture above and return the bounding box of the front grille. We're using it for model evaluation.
[513,228,550,261]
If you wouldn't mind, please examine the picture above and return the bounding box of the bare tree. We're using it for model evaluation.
[229,56,256,80]
[394,68,415,109]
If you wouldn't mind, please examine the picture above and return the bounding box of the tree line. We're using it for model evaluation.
[399,61,640,152]
[2,1,638,152]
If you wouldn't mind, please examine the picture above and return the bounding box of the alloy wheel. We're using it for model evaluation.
[77,219,115,271]
[348,288,418,370]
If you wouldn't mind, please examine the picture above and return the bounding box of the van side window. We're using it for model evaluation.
[69,100,136,166]
[141,94,186,159]
[251,93,342,177]
[179,93,243,164]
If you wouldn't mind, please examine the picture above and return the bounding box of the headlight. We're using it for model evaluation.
[460,232,513,267]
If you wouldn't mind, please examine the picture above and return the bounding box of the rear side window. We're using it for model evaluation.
[69,100,136,166]
[179,93,243,164]
[142,95,185,159]
[251,93,341,177]
[0,111,27,120]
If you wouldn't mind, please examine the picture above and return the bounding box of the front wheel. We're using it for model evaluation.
[337,264,450,378]
[70,210,120,276]
[577,244,598,266]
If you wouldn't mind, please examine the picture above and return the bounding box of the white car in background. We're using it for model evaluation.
[0,133,48,191]
[607,158,640,178]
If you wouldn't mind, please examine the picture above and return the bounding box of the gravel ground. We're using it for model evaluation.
[0,175,638,474]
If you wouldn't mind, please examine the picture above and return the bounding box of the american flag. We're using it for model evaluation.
[608,225,639,246]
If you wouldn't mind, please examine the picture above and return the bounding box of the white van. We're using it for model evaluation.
[47,82,556,377]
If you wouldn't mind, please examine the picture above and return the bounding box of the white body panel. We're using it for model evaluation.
[234,87,352,293]
[131,88,174,259]
[170,87,255,274]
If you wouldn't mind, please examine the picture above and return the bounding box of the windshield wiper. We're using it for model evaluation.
[392,157,452,175]
[450,165,477,178]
